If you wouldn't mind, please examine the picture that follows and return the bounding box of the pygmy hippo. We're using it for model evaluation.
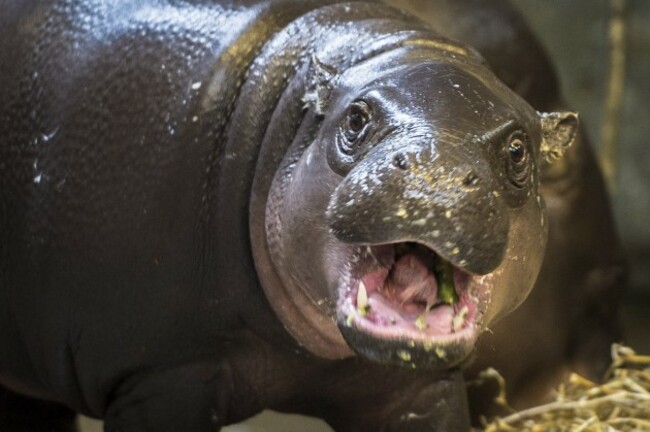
[0,0,623,431]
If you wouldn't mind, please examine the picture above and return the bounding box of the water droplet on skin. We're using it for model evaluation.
[412,218,426,227]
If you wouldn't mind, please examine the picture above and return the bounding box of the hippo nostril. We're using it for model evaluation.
[462,171,479,187]
[392,153,409,170]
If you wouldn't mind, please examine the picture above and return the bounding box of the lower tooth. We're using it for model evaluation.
[452,306,469,332]
[415,315,428,330]
[357,281,370,316]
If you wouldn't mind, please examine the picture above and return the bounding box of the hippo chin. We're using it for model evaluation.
[257,50,578,369]
[0,0,621,431]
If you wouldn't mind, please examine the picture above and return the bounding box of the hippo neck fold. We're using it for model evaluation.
[241,3,479,358]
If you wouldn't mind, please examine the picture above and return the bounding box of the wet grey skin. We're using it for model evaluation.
[263,45,578,369]
[0,0,620,431]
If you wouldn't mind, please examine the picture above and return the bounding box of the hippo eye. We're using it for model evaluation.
[343,101,371,145]
[505,131,530,188]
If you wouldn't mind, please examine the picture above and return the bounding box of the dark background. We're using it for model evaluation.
[516,0,649,299]
[514,0,650,354]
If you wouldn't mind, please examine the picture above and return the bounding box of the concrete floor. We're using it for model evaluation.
[78,410,334,432]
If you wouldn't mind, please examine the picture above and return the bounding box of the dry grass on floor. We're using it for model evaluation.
[481,344,650,432]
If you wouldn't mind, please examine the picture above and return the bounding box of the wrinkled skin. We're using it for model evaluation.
[0,0,622,431]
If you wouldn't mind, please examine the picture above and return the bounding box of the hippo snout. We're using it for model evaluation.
[327,140,509,275]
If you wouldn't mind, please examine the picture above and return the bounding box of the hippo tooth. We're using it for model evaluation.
[452,306,469,332]
[357,281,369,315]
[415,315,428,330]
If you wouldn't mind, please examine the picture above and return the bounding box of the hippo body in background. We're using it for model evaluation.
[0,0,622,431]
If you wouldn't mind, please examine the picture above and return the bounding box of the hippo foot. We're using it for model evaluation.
[308,366,470,432]
[104,362,235,432]
[0,385,78,432]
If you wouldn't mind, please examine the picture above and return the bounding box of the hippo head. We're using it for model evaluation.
[257,45,577,368]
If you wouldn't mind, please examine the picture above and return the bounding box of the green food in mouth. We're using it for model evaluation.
[435,259,458,305]
[395,242,459,305]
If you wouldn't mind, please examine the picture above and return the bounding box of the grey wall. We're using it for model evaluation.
[514,0,650,295]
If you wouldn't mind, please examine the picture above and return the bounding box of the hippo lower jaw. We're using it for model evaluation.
[336,242,491,367]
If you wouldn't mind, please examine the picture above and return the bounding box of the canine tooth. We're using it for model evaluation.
[357,281,370,316]
[452,306,469,332]
[435,347,447,359]
[415,315,428,330]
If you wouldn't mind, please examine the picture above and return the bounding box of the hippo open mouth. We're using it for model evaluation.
[337,242,491,366]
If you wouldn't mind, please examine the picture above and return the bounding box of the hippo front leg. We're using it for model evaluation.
[0,386,78,432]
[381,369,470,432]
[103,362,238,432]
[318,366,470,432]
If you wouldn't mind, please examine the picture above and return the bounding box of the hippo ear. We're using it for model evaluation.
[538,111,579,163]
[303,55,338,116]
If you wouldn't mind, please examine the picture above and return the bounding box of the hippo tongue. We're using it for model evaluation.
[383,253,439,312]
[359,244,446,318]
